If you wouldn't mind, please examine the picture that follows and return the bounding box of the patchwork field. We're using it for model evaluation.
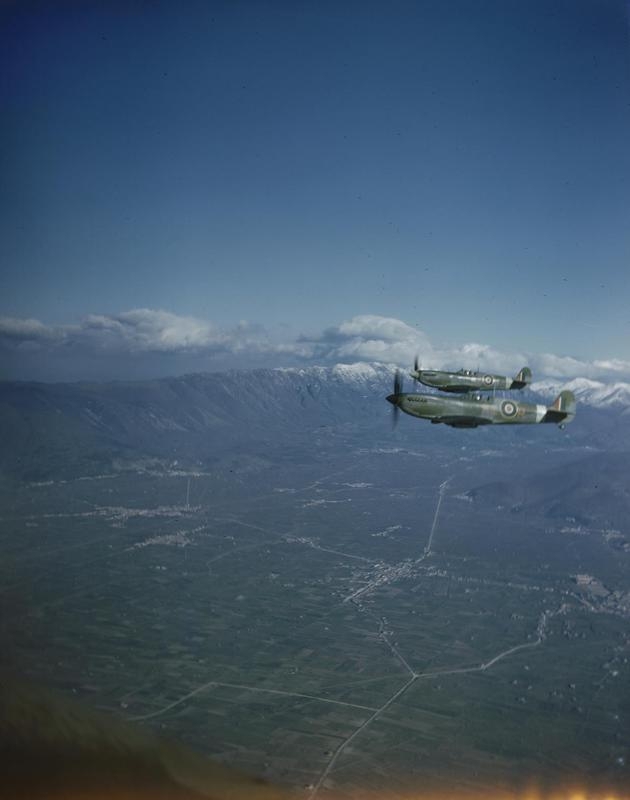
[1,435,628,797]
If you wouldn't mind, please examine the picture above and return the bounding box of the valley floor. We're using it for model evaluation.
[1,435,629,798]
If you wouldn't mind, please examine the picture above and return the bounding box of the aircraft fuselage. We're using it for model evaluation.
[411,369,525,393]
[387,391,550,428]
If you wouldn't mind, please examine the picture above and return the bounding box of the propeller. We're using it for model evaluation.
[413,354,420,385]
[387,370,403,428]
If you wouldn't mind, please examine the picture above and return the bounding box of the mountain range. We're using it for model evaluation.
[1,363,628,482]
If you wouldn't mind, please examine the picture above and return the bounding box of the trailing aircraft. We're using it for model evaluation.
[387,372,576,429]
[410,358,532,393]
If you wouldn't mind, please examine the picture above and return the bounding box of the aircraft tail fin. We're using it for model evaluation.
[510,366,532,390]
[542,390,576,425]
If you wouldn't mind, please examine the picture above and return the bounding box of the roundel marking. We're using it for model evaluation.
[501,400,517,417]
[483,375,493,385]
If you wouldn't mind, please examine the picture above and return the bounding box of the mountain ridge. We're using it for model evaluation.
[1,363,628,481]
[3,361,629,408]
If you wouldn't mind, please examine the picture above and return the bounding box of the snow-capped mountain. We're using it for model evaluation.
[0,364,394,480]
[531,377,630,408]
[0,363,628,481]
[311,362,630,410]
[279,363,630,409]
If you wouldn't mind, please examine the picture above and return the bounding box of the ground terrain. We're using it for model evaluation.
[2,424,629,798]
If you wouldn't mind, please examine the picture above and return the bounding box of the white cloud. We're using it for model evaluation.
[80,309,225,353]
[1,310,629,383]
[307,315,432,365]
[0,309,307,358]
[592,358,630,373]
[305,315,630,382]
[0,317,62,342]
[305,316,525,374]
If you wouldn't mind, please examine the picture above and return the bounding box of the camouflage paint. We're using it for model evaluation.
[387,390,575,429]
[409,366,532,394]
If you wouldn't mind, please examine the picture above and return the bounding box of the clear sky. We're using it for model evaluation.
[2,0,630,381]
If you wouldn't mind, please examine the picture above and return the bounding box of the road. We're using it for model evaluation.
[130,680,379,723]
[342,477,451,604]
[422,478,451,557]
[308,607,558,798]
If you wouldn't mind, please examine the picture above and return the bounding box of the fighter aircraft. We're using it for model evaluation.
[410,357,532,393]
[387,372,575,429]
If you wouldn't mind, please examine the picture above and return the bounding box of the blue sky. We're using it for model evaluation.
[2,0,630,381]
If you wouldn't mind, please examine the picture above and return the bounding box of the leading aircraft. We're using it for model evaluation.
[410,358,532,393]
[387,372,576,429]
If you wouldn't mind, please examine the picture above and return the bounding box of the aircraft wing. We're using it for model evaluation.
[1,679,294,800]
[431,416,493,428]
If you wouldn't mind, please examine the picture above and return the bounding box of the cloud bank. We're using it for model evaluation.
[0,310,305,356]
[1,310,629,383]
[304,315,630,382]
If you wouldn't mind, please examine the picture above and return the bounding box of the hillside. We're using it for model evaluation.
[468,450,630,528]
[1,364,629,481]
